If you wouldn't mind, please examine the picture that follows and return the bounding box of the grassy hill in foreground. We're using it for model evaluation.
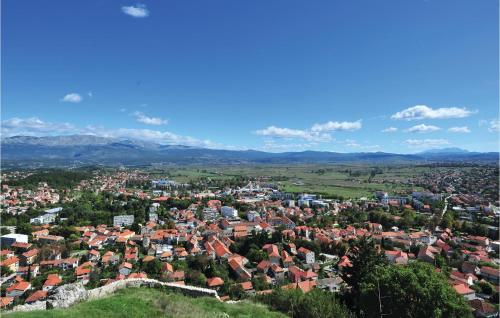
[4,288,286,318]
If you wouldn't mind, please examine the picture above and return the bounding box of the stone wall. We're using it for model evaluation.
[7,278,220,313]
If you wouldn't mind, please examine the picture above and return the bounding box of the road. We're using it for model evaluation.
[441,194,454,218]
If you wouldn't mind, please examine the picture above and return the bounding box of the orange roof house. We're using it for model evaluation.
[207,277,224,287]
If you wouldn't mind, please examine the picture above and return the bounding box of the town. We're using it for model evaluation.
[0,165,498,317]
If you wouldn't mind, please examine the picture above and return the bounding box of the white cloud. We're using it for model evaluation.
[87,91,93,98]
[311,120,362,132]
[404,139,450,148]
[448,126,470,133]
[85,126,218,147]
[480,119,499,132]
[382,127,398,133]
[1,117,76,136]
[346,141,361,148]
[254,126,331,142]
[122,4,149,18]
[261,141,317,152]
[1,117,229,149]
[133,112,168,125]
[391,105,474,120]
[60,93,82,103]
[488,120,499,132]
[255,120,361,143]
[406,124,441,133]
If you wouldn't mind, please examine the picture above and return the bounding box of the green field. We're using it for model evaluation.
[4,288,285,318]
[150,164,432,199]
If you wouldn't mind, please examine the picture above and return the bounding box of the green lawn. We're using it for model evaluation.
[4,288,285,318]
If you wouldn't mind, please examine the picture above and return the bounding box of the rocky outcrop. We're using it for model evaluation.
[47,282,88,308]
[6,278,220,313]
[11,301,46,312]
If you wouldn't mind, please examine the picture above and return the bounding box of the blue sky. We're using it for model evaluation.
[2,0,499,153]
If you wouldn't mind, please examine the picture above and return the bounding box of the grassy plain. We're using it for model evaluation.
[149,164,435,199]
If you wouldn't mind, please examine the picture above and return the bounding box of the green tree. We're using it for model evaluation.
[144,259,163,279]
[256,288,352,318]
[359,262,472,318]
[340,236,387,312]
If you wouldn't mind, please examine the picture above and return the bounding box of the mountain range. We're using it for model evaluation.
[1,135,498,167]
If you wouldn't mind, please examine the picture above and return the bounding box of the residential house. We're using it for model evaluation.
[168,271,185,282]
[0,256,19,272]
[0,297,14,308]
[385,250,409,265]
[297,247,315,264]
[102,251,120,266]
[118,262,133,276]
[450,271,477,286]
[240,281,255,294]
[76,262,93,285]
[206,277,224,289]
[26,290,48,304]
[6,280,31,298]
[417,245,440,264]
[453,283,476,300]
[228,258,251,280]
[469,299,499,318]
[21,249,38,266]
[43,274,62,291]
[480,266,499,284]
[268,264,285,282]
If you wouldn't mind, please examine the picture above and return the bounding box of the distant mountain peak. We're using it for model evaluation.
[1,135,497,167]
[419,147,469,154]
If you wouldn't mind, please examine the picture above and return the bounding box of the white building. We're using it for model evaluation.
[298,247,315,264]
[149,213,158,222]
[246,211,260,222]
[221,206,238,218]
[1,233,29,246]
[30,207,63,225]
[113,215,135,227]
[149,203,160,213]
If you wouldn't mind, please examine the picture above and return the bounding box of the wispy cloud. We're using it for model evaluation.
[479,119,499,132]
[406,124,441,133]
[311,120,362,132]
[60,93,82,103]
[488,120,499,132]
[261,141,317,152]
[381,127,398,133]
[255,126,332,142]
[448,126,470,133]
[122,4,149,18]
[339,139,380,151]
[404,138,450,148]
[255,119,360,143]
[1,117,229,149]
[1,117,76,136]
[133,112,168,125]
[391,105,474,120]
[85,126,219,148]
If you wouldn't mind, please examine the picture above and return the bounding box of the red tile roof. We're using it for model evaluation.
[207,277,224,287]
[43,274,62,287]
[26,290,48,303]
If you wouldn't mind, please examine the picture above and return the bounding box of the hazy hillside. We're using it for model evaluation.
[2,135,498,167]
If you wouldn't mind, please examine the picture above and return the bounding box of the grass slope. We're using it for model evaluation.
[4,288,285,318]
